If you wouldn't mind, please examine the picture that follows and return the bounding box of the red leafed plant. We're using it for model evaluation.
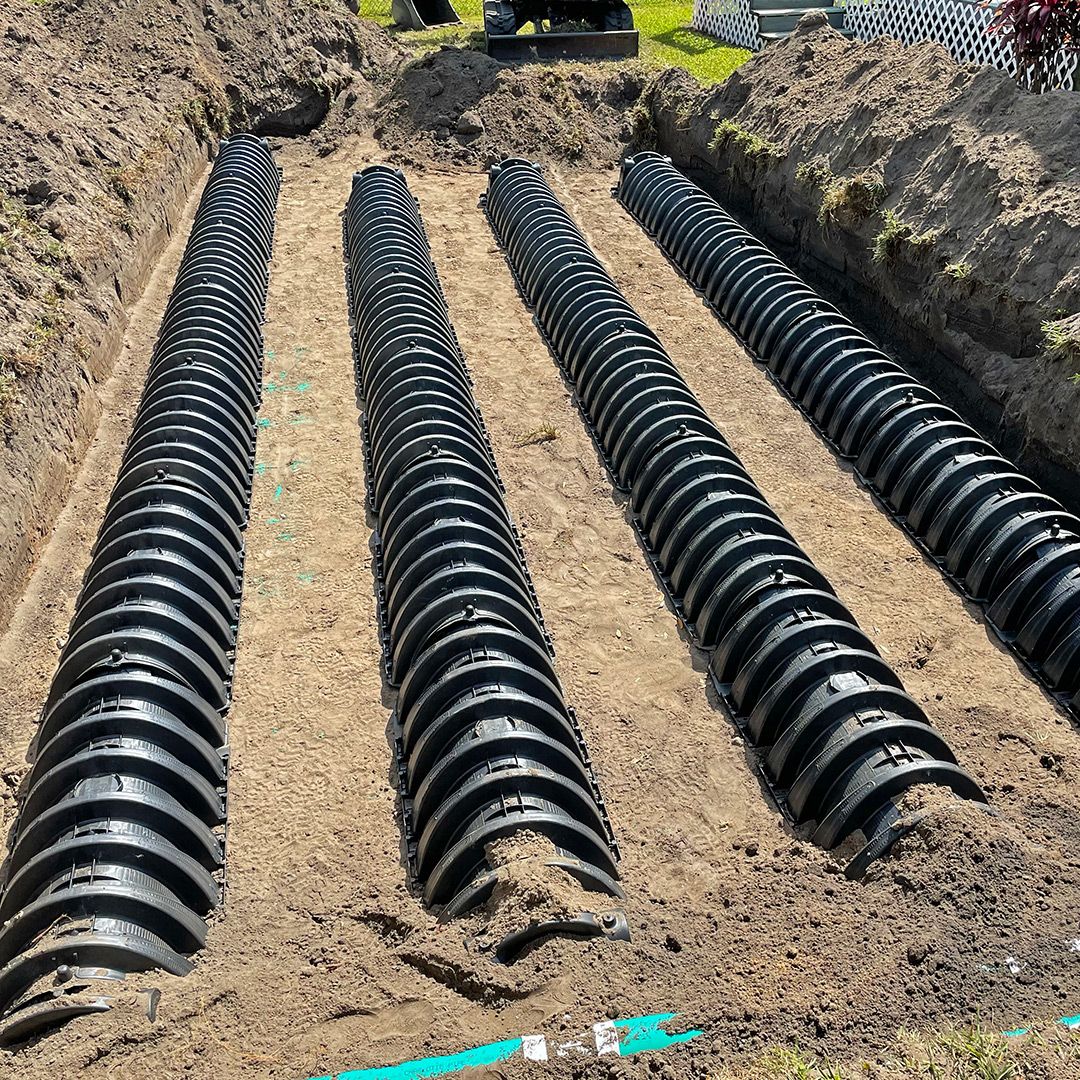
[986,0,1080,93]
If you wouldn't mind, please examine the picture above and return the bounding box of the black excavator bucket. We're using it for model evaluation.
[486,28,639,59]
[392,0,461,30]
[484,0,639,59]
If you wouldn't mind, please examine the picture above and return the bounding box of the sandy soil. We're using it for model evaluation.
[1,136,1080,1080]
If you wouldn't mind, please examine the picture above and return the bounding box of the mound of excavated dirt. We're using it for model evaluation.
[371,47,648,168]
[0,0,404,636]
[647,17,1080,505]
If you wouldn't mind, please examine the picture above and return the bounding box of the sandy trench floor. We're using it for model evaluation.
[0,134,1079,1079]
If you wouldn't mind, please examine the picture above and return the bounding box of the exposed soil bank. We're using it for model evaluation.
[646,18,1080,511]
[0,0,403,635]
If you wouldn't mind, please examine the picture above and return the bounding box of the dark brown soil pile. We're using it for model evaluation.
[372,46,648,167]
[646,17,1080,505]
[0,0,403,635]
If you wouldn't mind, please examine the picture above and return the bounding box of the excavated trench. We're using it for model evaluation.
[1,81,1080,1080]
[0,137,279,1043]
[661,150,1080,522]
[616,153,1080,726]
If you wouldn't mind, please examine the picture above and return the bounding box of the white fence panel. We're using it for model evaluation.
[845,0,1077,90]
[691,0,1077,91]
[693,0,762,51]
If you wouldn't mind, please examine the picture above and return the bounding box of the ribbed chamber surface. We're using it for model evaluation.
[486,157,986,872]
[0,134,279,1042]
[618,151,1080,718]
[343,166,625,943]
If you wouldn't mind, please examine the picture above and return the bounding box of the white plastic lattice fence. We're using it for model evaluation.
[844,0,1077,90]
[691,0,1077,91]
[692,0,762,51]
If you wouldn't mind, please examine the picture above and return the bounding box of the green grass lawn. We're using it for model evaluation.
[358,0,750,83]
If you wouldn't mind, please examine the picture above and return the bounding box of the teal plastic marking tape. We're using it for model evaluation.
[614,1012,702,1054]
[306,1013,700,1080]
[309,1036,523,1080]
[1004,1014,1080,1038]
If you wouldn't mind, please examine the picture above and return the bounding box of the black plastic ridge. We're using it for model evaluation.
[0,135,279,1043]
[485,157,987,875]
[616,152,1080,721]
[343,166,627,954]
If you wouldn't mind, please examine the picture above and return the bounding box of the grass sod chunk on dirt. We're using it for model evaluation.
[359,0,751,83]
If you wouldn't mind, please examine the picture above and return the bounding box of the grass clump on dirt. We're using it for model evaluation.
[176,92,231,141]
[358,0,750,83]
[871,208,940,262]
[0,194,77,425]
[1042,314,1080,371]
[0,193,70,267]
[710,117,784,161]
[725,1045,845,1079]
[517,422,560,446]
[718,1023,1029,1079]
[817,170,887,225]
[0,369,17,423]
[892,1023,1020,1080]
[944,260,972,280]
[794,156,834,190]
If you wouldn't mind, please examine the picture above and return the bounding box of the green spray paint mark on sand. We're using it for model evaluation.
[273,484,284,501]
[264,370,310,395]
[250,576,280,598]
[297,571,317,584]
[257,418,274,430]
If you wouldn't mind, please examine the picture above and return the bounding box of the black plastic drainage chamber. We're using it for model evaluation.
[485,157,987,875]
[617,152,1080,720]
[0,134,279,1042]
[343,164,627,956]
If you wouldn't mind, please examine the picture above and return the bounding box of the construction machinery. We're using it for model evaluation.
[391,0,461,31]
[483,0,638,59]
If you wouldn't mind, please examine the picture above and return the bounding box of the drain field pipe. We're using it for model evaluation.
[0,135,279,1042]
[343,166,627,956]
[485,158,986,876]
[617,152,1080,720]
